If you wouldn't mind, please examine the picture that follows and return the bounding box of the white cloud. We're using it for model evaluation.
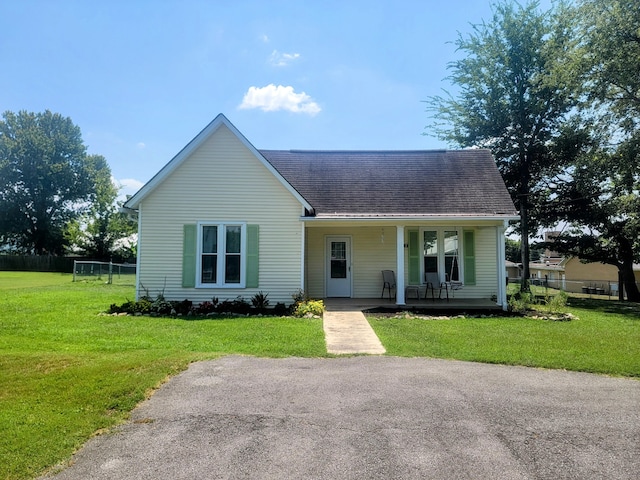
[238,84,321,115]
[269,49,300,67]
[116,178,145,201]
[260,34,270,43]
[136,142,146,149]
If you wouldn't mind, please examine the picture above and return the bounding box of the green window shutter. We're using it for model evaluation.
[182,224,197,288]
[246,225,259,288]
[408,230,420,284]
[463,230,476,285]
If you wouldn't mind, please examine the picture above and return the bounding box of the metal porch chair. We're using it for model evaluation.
[381,270,396,300]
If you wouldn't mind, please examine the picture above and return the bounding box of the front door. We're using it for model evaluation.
[326,237,351,297]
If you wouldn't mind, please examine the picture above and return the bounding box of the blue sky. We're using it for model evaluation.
[2,0,552,198]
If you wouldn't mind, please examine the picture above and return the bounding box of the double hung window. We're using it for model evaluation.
[198,222,246,287]
[423,229,461,283]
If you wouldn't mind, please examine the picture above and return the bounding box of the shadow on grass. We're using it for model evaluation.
[567,297,640,318]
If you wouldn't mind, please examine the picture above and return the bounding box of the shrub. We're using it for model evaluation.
[508,291,535,314]
[545,290,568,314]
[152,295,173,315]
[291,289,308,304]
[231,296,251,315]
[196,301,217,315]
[293,299,324,317]
[214,297,251,315]
[273,302,289,316]
[251,291,270,313]
[108,298,152,315]
[173,299,193,316]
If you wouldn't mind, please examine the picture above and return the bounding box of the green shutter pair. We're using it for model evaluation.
[407,229,476,285]
[182,224,259,288]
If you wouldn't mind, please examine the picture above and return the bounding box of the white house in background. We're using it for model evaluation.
[124,114,519,309]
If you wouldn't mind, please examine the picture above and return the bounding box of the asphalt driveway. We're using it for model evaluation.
[44,356,640,479]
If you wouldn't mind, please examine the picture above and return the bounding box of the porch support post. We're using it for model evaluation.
[300,222,306,291]
[396,225,406,305]
[497,222,507,311]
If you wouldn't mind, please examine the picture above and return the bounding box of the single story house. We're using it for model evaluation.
[530,256,640,296]
[124,114,519,309]
[505,260,522,282]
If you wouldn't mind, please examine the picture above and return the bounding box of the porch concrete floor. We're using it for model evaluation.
[324,297,501,312]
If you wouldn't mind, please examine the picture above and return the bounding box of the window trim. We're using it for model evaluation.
[196,221,247,288]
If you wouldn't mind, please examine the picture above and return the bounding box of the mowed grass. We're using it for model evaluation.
[0,272,327,480]
[369,298,640,377]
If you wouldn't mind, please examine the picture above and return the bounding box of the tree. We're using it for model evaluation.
[0,110,94,254]
[65,155,138,261]
[425,1,579,292]
[505,238,521,264]
[538,0,640,301]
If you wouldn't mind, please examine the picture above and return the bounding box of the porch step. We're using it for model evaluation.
[322,309,386,355]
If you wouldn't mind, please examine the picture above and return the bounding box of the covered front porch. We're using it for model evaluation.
[303,221,512,311]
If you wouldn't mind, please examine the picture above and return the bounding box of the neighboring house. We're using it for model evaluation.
[505,261,522,282]
[124,114,519,309]
[529,261,565,287]
[530,256,640,295]
[529,231,640,295]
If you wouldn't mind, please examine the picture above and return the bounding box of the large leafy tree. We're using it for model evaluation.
[425,1,579,291]
[539,0,640,301]
[65,155,137,261]
[0,110,94,254]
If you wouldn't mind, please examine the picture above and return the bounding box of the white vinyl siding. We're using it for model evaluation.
[137,124,303,304]
[472,227,500,298]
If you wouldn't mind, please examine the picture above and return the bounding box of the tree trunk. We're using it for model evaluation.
[519,160,531,293]
[617,236,640,302]
[520,205,531,293]
[619,262,640,302]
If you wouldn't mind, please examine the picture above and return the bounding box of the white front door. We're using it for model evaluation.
[326,237,351,297]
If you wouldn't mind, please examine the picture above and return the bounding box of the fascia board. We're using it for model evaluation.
[302,214,521,223]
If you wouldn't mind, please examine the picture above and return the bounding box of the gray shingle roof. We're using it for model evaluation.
[259,149,517,217]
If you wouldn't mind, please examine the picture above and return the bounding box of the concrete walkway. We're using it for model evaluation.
[323,301,386,355]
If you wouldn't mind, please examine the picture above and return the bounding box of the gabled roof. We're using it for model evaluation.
[123,114,312,211]
[123,113,517,221]
[260,149,518,219]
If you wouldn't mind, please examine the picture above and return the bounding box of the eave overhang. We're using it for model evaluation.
[301,213,520,223]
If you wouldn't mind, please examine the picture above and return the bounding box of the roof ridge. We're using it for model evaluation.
[259,149,482,154]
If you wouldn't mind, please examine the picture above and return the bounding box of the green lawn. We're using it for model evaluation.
[368,298,640,377]
[0,272,327,480]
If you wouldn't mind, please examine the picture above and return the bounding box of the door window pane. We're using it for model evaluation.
[331,241,347,279]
